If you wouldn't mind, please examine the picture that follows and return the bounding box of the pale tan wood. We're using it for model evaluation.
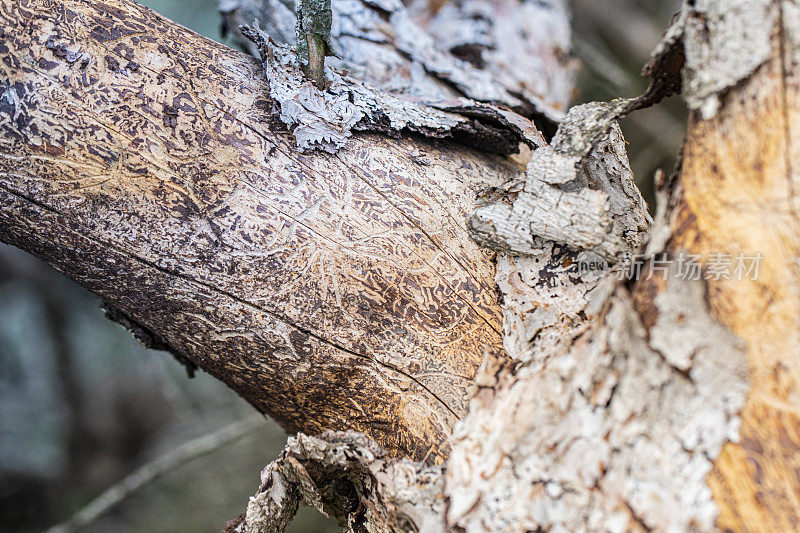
[672,12,800,529]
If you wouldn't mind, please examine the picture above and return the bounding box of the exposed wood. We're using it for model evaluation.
[0,0,528,462]
[672,3,800,528]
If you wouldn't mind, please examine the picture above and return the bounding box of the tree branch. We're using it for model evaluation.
[0,0,526,462]
[48,415,264,533]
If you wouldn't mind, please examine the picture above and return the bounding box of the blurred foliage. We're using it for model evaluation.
[0,245,337,532]
[0,1,685,531]
[141,0,225,42]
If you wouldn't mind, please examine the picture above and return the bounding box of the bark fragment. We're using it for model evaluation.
[241,24,537,154]
[243,432,446,532]
[468,103,652,262]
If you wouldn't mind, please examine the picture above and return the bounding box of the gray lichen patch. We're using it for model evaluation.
[242,24,538,154]
[243,432,446,533]
[447,268,749,532]
[493,242,603,364]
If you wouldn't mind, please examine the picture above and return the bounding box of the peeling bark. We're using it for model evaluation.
[468,107,652,261]
[242,432,446,532]
[238,23,539,154]
[656,0,777,119]
[219,0,575,132]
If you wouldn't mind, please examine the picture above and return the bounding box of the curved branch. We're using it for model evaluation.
[0,0,524,461]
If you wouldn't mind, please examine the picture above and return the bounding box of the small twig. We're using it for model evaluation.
[295,0,332,89]
[46,415,264,533]
[305,33,327,89]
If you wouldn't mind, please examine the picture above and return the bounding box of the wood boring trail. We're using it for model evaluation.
[1,0,799,530]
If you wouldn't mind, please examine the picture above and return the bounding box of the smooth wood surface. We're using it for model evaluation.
[672,16,800,530]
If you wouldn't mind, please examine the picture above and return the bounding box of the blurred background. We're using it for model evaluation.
[0,0,683,531]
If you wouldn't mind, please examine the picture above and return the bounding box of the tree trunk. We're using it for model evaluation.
[2,0,799,531]
[445,2,800,531]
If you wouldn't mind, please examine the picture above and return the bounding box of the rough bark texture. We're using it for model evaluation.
[0,0,533,462]
[239,0,800,530]
[468,104,653,262]
[444,1,800,531]
[440,2,800,531]
[3,0,800,531]
[219,0,575,131]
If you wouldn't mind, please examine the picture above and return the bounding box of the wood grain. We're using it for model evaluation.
[671,8,800,529]
[0,0,519,462]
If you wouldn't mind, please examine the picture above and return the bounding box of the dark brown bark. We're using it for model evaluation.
[0,0,520,462]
